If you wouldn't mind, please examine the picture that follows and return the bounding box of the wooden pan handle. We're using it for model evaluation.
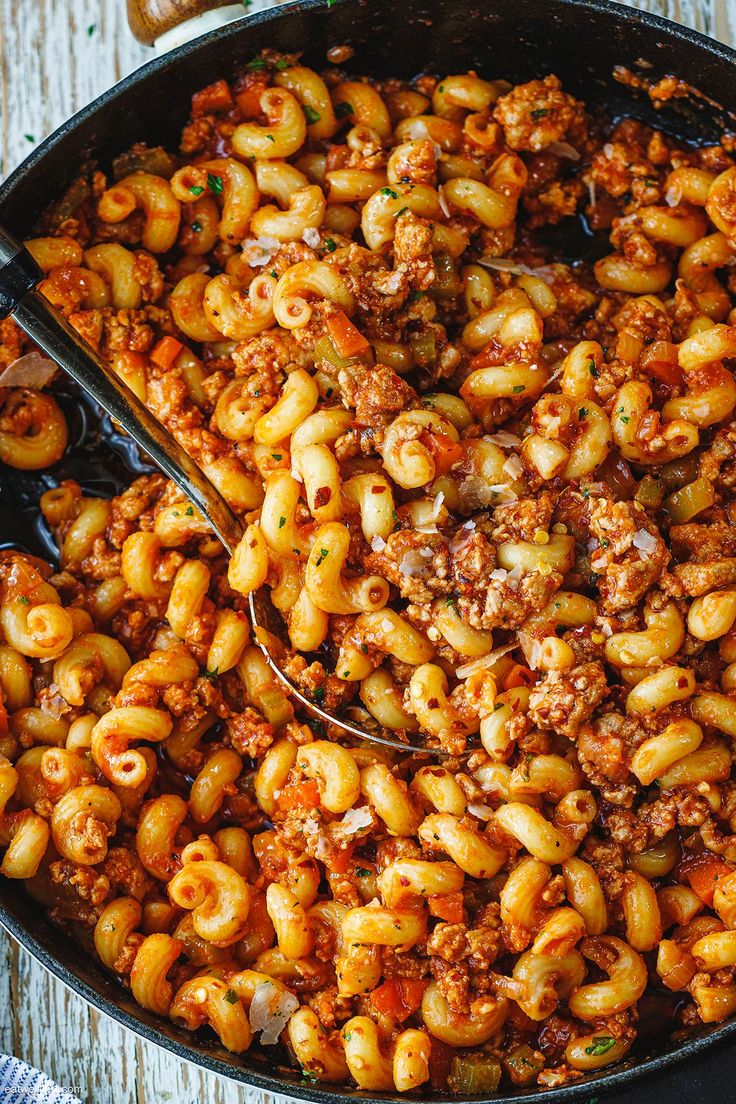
[127,0,240,45]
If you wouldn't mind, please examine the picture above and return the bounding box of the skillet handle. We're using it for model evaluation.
[126,0,246,46]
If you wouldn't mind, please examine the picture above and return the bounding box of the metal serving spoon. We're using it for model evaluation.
[0,226,441,756]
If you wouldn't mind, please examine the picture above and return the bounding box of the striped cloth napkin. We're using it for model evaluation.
[0,1056,83,1104]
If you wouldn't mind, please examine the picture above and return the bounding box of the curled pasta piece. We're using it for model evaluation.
[273,261,355,329]
[98,172,181,253]
[50,784,121,865]
[567,935,648,1020]
[305,522,389,615]
[204,272,277,340]
[418,812,505,877]
[170,976,252,1053]
[232,88,307,159]
[337,609,434,681]
[168,859,252,946]
[170,158,259,242]
[296,741,360,813]
[511,950,586,1020]
[250,185,326,242]
[421,982,508,1046]
[288,1007,349,1082]
[91,706,172,787]
[130,934,183,1015]
[493,802,578,862]
[0,388,68,470]
[341,1017,393,1091]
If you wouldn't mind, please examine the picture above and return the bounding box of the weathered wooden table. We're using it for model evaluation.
[0,0,734,1100]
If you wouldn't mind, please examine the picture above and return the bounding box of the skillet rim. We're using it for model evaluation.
[2,0,736,1097]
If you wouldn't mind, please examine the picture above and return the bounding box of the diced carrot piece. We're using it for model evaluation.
[428,891,464,924]
[192,80,234,116]
[276,779,321,811]
[326,310,370,359]
[370,978,429,1021]
[421,430,465,474]
[150,336,184,371]
[685,858,735,906]
[235,72,271,117]
[503,663,535,690]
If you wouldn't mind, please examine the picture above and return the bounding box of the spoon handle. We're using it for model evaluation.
[0,226,243,554]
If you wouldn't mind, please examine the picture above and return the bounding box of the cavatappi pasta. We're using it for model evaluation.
[5,53,736,1092]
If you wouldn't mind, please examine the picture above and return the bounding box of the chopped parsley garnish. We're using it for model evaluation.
[620,414,630,424]
[185,506,194,516]
[272,453,282,461]
[531,107,549,119]
[513,384,526,393]
[325,238,337,252]
[87,23,96,35]
[408,290,425,303]
[223,989,239,1004]
[24,134,35,143]
[246,57,267,70]
[17,596,30,605]
[278,516,286,528]
[202,666,219,682]
[587,357,599,377]
[270,270,278,278]
[396,206,409,217]
[578,407,589,418]
[266,134,275,143]
[334,101,354,118]
[275,59,288,69]
[313,687,325,704]
[303,105,322,125]
[315,548,329,566]
[355,868,371,877]
[584,1037,616,1057]
[189,184,204,196]
[191,221,202,233]
[380,187,399,199]
[207,172,224,194]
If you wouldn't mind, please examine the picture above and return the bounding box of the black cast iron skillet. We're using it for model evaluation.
[1,0,736,1097]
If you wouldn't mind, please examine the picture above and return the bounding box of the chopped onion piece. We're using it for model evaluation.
[486,431,522,448]
[302,227,321,248]
[455,642,517,679]
[477,257,557,283]
[399,549,431,576]
[0,351,57,390]
[467,802,495,820]
[341,805,374,833]
[241,236,281,266]
[249,981,299,1045]
[632,528,658,554]
[370,535,387,552]
[502,454,524,481]
[546,140,581,161]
